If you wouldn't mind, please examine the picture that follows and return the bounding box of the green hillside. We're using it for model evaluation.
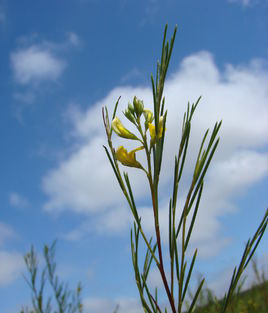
[191,280,268,313]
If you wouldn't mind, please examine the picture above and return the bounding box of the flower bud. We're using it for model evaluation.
[143,109,154,122]
[124,109,136,124]
[128,102,135,114]
[133,96,144,117]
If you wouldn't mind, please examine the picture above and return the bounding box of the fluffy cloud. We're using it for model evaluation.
[229,0,252,5]
[82,254,268,312]
[10,32,80,89]
[10,45,65,85]
[228,0,267,6]
[43,137,124,213]
[0,222,23,286]
[0,222,16,246]
[206,252,268,298]
[83,297,142,313]
[67,32,81,47]
[42,51,268,257]
[9,192,29,209]
[0,251,24,286]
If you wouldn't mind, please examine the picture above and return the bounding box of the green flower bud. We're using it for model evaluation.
[133,96,144,117]
[128,102,135,114]
[124,109,136,124]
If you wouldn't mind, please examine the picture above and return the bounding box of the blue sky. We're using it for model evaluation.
[0,0,268,312]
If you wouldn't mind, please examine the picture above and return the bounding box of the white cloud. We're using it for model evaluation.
[10,32,80,91]
[9,192,29,209]
[43,137,124,213]
[140,0,160,26]
[231,0,254,6]
[0,222,23,286]
[13,91,35,104]
[10,45,66,85]
[0,251,24,286]
[95,206,131,233]
[228,0,267,6]
[228,0,254,6]
[63,206,131,241]
[207,150,268,203]
[0,222,16,246]
[42,51,268,257]
[67,32,81,47]
[83,297,142,313]
[82,255,268,313]
[120,68,144,84]
[206,253,268,298]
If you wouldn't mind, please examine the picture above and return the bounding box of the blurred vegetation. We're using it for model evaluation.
[185,259,268,313]
[20,241,83,313]
[20,242,267,313]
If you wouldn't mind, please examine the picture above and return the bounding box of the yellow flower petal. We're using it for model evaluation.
[143,109,154,124]
[148,123,156,140]
[115,146,144,168]
[148,116,164,143]
[111,117,138,140]
[158,116,164,138]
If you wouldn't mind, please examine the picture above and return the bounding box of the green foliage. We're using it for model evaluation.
[20,241,83,313]
[103,24,268,313]
[188,261,268,313]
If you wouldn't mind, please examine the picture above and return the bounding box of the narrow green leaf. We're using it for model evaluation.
[124,172,140,223]
[182,249,198,302]
[103,146,124,191]
[185,183,203,250]
[112,96,121,120]
[187,278,205,313]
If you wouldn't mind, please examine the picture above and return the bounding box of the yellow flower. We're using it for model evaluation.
[148,116,164,142]
[143,109,154,125]
[115,146,144,168]
[111,117,138,140]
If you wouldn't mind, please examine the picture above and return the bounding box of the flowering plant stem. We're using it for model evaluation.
[103,24,267,313]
